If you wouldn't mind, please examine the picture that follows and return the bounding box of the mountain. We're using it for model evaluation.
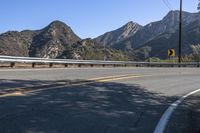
[95,11,200,60]
[94,21,142,46]
[59,38,128,61]
[0,21,128,60]
[135,15,200,59]
[0,21,81,58]
[29,21,81,58]
[114,11,180,49]
[111,11,198,50]
[133,11,200,60]
[0,30,35,56]
[1,11,200,61]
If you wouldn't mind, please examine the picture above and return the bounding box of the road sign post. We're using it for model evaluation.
[168,49,175,63]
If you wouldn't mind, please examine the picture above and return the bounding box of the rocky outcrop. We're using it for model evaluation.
[94,21,142,46]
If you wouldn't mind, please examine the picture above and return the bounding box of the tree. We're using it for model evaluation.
[190,44,200,62]
[198,0,200,11]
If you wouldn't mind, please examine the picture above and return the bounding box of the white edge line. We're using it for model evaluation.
[154,88,200,133]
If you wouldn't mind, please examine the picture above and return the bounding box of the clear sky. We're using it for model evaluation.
[0,0,198,38]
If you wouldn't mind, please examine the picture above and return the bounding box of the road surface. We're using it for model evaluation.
[0,67,200,133]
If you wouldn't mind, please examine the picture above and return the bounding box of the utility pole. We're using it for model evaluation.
[178,0,183,64]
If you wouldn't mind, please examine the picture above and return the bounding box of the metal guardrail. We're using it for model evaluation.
[0,55,199,68]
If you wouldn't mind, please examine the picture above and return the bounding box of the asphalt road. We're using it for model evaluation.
[0,67,200,133]
[166,92,200,133]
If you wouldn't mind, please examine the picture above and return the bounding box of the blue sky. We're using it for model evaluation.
[0,0,198,38]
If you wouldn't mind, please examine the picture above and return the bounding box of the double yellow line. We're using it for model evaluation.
[0,74,144,98]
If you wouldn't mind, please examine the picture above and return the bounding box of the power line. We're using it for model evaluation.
[162,0,173,10]
[162,0,172,10]
[162,0,171,10]
[165,0,173,10]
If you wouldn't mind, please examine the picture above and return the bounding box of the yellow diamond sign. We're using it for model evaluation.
[168,49,175,57]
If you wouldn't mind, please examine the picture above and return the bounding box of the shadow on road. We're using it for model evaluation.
[0,79,73,90]
[0,79,177,133]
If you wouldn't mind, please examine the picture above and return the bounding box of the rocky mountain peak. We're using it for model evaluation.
[48,20,70,29]
[163,10,180,19]
[161,10,181,26]
[27,21,81,58]
[162,10,197,25]
[94,21,142,46]
[124,21,136,28]
[120,21,142,39]
[44,20,76,37]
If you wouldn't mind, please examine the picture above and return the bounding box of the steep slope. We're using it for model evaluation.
[0,30,37,56]
[59,38,128,61]
[29,21,81,58]
[0,21,81,58]
[113,11,197,50]
[0,21,129,61]
[94,21,142,46]
[135,14,200,60]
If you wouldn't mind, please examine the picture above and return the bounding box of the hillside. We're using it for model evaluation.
[94,21,142,47]
[95,11,200,60]
[0,21,128,61]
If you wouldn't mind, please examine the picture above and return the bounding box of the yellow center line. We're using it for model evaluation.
[0,92,25,98]
[97,75,144,82]
[88,74,139,80]
[0,74,145,98]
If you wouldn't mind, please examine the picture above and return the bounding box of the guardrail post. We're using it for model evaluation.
[197,62,200,68]
[148,63,151,67]
[10,62,15,68]
[90,64,94,67]
[102,64,105,67]
[32,63,36,68]
[64,64,68,67]
[49,63,53,68]
[78,64,81,67]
